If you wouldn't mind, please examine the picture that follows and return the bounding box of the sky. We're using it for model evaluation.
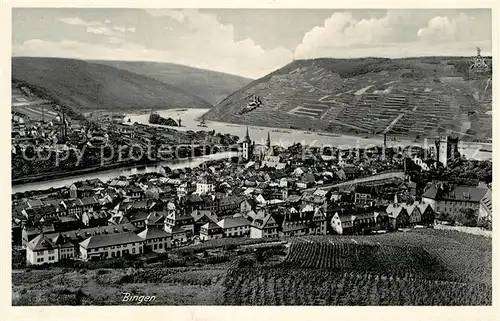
[12,8,492,79]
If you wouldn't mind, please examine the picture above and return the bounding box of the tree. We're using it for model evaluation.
[455,208,478,227]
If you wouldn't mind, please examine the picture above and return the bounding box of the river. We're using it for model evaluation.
[126,108,492,160]
[12,108,491,193]
[11,151,237,194]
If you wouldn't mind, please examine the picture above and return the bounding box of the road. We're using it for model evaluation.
[304,171,405,192]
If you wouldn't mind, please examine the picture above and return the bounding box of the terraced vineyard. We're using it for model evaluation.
[204,57,492,140]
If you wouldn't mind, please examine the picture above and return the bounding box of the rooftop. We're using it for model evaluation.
[80,231,143,249]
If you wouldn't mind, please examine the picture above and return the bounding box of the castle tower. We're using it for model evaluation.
[435,136,448,168]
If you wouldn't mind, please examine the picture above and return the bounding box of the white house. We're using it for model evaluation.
[200,222,224,241]
[26,233,75,265]
[249,214,278,239]
[196,181,215,195]
[79,231,144,261]
[217,217,251,237]
[137,226,172,253]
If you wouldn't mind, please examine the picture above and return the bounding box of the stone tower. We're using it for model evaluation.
[242,127,253,161]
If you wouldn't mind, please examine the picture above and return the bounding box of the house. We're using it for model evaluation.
[402,202,422,226]
[128,211,150,229]
[240,198,257,213]
[308,207,327,235]
[164,212,195,237]
[249,213,278,239]
[422,184,489,219]
[22,204,58,223]
[79,231,144,260]
[331,212,355,235]
[170,226,189,246]
[218,196,245,214]
[62,197,99,217]
[123,186,145,200]
[196,179,216,195]
[279,207,313,237]
[145,212,167,227]
[386,202,410,230]
[69,182,97,199]
[217,216,251,237]
[182,194,204,213]
[26,233,75,265]
[345,166,363,179]
[354,186,376,205]
[81,211,110,227]
[199,195,218,212]
[191,210,219,234]
[137,226,171,253]
[200,222,224,241]
[351,211,377,234]
[417,203,435,226]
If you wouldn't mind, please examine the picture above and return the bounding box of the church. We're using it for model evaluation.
[238,127,286,169]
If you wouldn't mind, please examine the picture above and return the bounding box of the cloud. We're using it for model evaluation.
[58,17,93,26]
[294,11,412,59]
[58,16,136,44]
[294,10,491,59]
[417,13,479,43]
[140,9,294,77]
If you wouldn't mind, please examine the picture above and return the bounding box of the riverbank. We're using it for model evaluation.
[12,151,237,194]
[126,109,491,161]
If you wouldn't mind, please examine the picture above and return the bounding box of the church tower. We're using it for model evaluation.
[241,127,252,161]
[266,131,271,148]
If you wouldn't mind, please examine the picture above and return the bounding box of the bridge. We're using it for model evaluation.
[303,171,406,192]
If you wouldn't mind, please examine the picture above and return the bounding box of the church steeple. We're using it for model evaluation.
[266,131,271,148]
[244,126,251,143]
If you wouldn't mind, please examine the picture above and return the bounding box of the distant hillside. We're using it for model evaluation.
[204,57,492,141]
[90,60,252,105]
[12,57,213,113]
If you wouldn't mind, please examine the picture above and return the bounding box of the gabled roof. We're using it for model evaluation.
[422,185,487,203]
[386,204,406,218]
[286,194,302,203]
[129,210,150,222]
[251,214,276,229]
[191,210,219,224]
[402,202,418,214]
[26,199,45,208]
[201,221,222,231]
[79,196,99,206]
[80,231,143,249]
[146,212,166,225]
[137,226,171,240]
[167,211,193,221]
[219,195,245,206]
[27,233,57,251]
[217,216,250,229]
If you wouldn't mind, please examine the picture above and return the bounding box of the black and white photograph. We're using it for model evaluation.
[8,6,493,308]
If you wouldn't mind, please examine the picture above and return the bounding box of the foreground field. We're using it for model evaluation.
[12,229,491,305]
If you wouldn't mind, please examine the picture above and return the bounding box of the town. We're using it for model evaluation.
[12,125,492,266]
